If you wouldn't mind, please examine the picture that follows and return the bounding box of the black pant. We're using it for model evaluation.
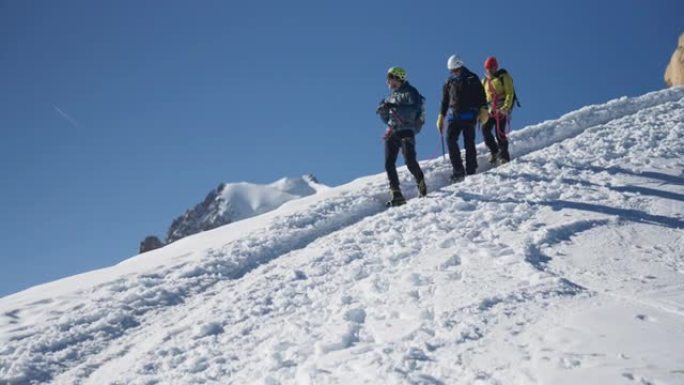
[446,120,477,176]
[482,116,510,161]
[385,130,424,191]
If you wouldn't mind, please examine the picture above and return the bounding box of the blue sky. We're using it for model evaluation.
[0,0,681,297]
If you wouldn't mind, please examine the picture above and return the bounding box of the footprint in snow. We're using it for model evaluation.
[559,355,582,369]
[439,255,461,270]
[343,308,367,324]
[622,372,657,384]
[438,238,455,249]
[447,271,462,281]
[407,273,432,287]
[636,314,657,322]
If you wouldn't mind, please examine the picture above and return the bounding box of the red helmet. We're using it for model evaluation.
[484,56,498,71]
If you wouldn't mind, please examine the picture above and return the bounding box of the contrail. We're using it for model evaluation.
[54,106,82,128]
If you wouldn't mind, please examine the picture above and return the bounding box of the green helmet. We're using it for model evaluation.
[387,66,407,81]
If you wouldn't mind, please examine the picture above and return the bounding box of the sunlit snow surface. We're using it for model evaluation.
[1,87,683,385]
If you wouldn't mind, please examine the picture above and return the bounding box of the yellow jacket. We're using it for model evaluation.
[482,70,515,112]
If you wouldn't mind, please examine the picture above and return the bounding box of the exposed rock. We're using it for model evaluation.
[139,235,164,254]
[665,33,684,87]
[166,183,229,244]
[166,175,326,244]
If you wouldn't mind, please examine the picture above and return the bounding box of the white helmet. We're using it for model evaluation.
[447,54,464,70]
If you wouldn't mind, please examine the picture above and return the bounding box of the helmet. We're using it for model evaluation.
[447,55,464,70]
[387,66,407,81]
[484,56,498,71]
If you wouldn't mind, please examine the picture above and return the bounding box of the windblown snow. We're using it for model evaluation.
[1,88,683,385]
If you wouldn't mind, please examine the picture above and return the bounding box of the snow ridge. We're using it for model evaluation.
[166,175,327,243]
[0,87,683,385]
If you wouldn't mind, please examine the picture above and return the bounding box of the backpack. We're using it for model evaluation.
[383,83,426,133]
[447,69,487,114]
[492,69,521,109]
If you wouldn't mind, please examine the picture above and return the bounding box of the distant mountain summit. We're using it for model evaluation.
[166,175,327,243]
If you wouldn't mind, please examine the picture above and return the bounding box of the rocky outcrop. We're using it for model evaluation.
[139,236,164,253]
[166,183,229,244]
[665,33,684,87]
[165,175,326,244]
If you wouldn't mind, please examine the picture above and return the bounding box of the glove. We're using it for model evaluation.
[436,114,444,132]
[498,108,509,117]
[383,127,394,140]
[478,108,490,124]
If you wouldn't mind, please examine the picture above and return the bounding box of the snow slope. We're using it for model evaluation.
[1,87,683,385]
[166,175,327,243]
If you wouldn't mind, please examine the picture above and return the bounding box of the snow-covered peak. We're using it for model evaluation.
[166,175,327,243]
[269,174,327,196]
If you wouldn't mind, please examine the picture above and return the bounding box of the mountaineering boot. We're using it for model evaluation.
[449,173,465,184]
[488,151,499,165]
[498,150,510,165]
[417,179,427,197]
[386,189,406,207]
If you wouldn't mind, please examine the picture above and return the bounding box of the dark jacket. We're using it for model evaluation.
[439,67,487,121]
[377,81,423,133]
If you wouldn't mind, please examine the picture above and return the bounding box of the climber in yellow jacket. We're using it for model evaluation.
[481,56,517,164]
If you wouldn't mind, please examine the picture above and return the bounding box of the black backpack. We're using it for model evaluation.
[447,68,487,114]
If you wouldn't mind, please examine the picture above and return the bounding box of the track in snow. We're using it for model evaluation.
[1,87,683,385]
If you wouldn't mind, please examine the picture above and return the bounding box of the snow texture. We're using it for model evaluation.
[1,87,683,385]
[166,175,327,243]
